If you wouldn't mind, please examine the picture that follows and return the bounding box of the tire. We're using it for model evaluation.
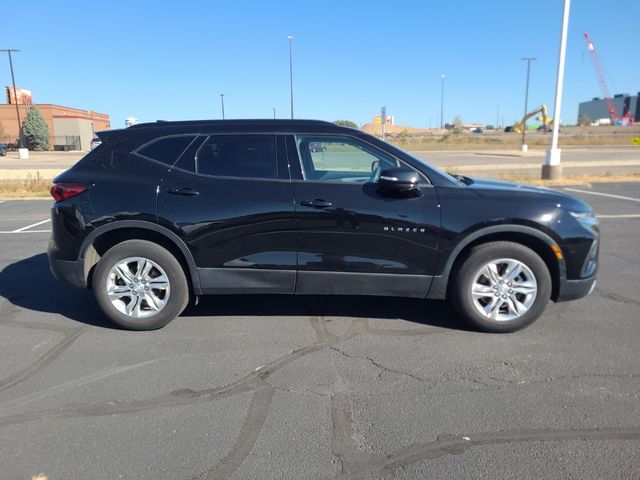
[93,240,189,330]
[450,241,551,333]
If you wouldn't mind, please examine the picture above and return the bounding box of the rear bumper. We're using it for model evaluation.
[48,250,86,289]
[556,275,596,302]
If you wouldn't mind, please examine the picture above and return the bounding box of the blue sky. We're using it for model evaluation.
[2,0,638,129]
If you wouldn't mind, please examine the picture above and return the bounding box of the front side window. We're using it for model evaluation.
[197,135,278,179]
[296,135,397,183]
[136,135,196,165]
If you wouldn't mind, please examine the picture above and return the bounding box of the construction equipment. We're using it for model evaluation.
[512,104,552,133]
[583,32,632,125]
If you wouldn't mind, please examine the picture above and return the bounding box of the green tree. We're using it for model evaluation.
[452,115,463,134]
[22,107,50,150]
[578,114,591,127]
[334,120,358,129]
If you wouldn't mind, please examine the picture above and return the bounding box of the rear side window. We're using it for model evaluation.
[136,136,196,165]
[197,135,278,179]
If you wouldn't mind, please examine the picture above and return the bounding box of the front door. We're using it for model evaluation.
[289,134,441,297]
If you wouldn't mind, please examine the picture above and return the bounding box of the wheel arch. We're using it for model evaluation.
[79,221,201,294]
[427,225,565,302]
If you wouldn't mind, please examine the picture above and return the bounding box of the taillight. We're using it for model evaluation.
[49,183,88,202]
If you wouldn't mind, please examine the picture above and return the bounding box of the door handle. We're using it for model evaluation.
[300,199,333,208]
[167,187,200,197]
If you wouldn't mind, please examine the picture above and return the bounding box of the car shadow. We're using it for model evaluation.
[0,253,113,328]
[1,253,470,332]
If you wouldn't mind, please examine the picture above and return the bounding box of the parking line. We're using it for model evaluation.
[0,229,51,234]
[11,219,51,233]
[597,214,640,219]
[564,188,640,203]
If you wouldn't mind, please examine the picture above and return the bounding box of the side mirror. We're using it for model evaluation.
[377,168,421,196]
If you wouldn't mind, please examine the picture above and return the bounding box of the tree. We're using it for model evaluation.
[578,114,591,127]
[22,107,50,150]
[452,115,463,134]
[334,120,358,129]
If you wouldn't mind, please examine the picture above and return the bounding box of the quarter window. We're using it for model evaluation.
[137,136,196,165]
[296,135,397,183]
[197,135,278,179]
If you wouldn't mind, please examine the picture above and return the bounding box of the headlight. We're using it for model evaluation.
[569,210,598,227]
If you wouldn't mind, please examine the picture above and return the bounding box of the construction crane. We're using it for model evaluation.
[583,32,628,123]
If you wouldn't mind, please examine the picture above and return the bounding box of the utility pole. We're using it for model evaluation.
[521,57,537,152]
[440,74,445,128]
[288,35,294,119]
[0,48,25,150]
[272,107,276,119]
[543,0,571,179]
[220,94,225,119]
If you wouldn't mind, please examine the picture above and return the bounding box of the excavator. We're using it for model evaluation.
[510,104,553,133]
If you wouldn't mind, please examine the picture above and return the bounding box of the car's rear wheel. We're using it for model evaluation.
[450,241,551,332]
[93,240,189,330]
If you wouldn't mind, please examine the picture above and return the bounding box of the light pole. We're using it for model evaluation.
[0,48,24,149]
[440,74,445,128]
[220,94,225,119]
[543,0,571,180]
[287,35,294,119]
[521,57,537,151]
[272,107,276,119]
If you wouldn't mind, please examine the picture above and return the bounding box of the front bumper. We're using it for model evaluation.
[556,275,597,302]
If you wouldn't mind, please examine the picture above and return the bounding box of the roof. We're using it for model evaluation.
[129,119,333,129]
[97,119,360,143]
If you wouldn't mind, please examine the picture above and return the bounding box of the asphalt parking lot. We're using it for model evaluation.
[1,183,639,479]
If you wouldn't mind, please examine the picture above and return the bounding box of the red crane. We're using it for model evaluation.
[583,32,619,121]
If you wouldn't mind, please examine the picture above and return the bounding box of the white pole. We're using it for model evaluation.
[544,0,571,178]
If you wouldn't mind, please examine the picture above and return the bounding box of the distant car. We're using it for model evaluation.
[90,137,102,150]
[471,128,484,134]
[0,143,6,156]
[309,142,326,152]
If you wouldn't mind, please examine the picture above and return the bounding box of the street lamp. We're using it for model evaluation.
[543,0,571,180]
[272,107,276,119]
[220,94,225,120]
[440,74,445,128]
[521,57,537,151]
[0,48,24,149]
[288,35,294,119]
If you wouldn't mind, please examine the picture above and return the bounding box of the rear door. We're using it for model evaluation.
[157,134,297,294]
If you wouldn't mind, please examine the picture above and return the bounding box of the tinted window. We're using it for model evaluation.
[197,135,278,179]
[137,136,196,165]
[296,135,397,183]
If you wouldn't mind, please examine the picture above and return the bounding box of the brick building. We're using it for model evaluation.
[0,103,110,151]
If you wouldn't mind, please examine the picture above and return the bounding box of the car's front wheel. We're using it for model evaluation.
[93,240,189,330]
[450,241,551,332]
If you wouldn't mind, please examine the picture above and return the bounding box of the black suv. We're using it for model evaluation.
[48,120,598,332]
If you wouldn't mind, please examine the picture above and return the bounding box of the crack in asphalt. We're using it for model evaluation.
[328,392,640,480]
[0,297,87,393]
[330,346,431,383]
[594,288,640,307]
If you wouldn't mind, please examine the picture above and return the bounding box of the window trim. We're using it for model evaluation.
[292,134,432,186]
